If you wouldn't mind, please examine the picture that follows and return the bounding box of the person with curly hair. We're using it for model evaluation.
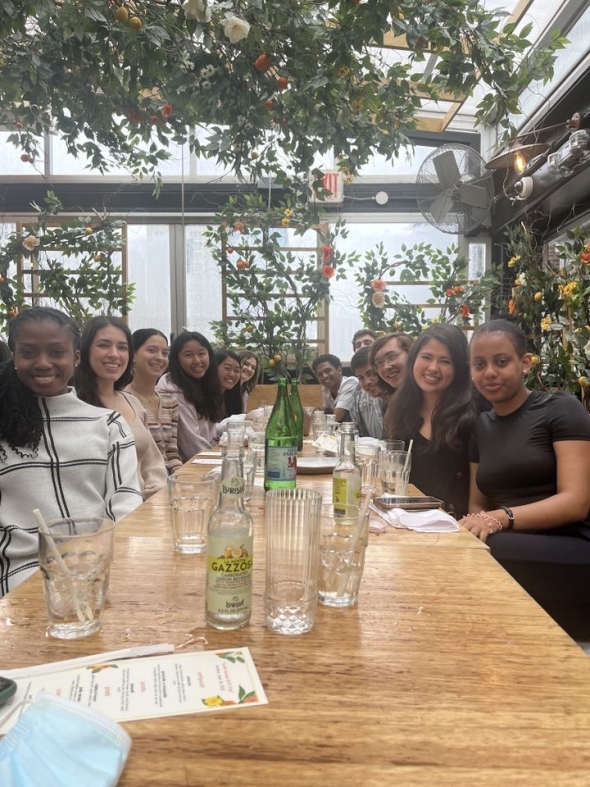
[156,331,223,461]
[385,324,477,517]
[0,307,141,596]
[75,316,167,499]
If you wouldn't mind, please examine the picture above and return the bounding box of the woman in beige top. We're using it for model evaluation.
[75,316,168,500]
[125,329,182,474]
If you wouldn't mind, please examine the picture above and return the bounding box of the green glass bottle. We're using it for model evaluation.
[264,378,297,491]
[289,379,304,452]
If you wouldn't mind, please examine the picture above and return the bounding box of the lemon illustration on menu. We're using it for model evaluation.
[206,446,253,630]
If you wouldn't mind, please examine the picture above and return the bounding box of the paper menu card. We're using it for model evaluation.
[0,647,267,734]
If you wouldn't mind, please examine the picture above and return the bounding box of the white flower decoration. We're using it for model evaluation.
[22,235,40,252]
[221,16,250,44]
[183,0,211,23]
[201,79,212,89]
[201,64,216,78]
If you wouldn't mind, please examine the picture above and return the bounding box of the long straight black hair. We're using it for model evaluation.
[215,349,244,417]
[75,316,134,408]
[385,323,476,454]
[166,331,223,423]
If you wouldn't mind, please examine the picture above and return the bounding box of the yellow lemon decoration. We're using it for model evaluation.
[579,376,589,388]
[268,359,275,368]
[530,355,540,366]
[534,292,543,302]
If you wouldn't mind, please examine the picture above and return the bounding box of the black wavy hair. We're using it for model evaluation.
[385,324,476,454]
[166,331,223,423]
[75,315,134,408]
[0,307,80,455]
[215,349,243,417]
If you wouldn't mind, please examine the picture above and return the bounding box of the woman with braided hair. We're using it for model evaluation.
[0,307,142,596]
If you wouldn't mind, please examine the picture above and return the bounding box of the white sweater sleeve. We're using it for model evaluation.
[104,412,143,522]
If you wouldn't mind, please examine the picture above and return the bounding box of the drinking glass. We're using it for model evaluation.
[380,450,411,495]
[355,442,379,488]
[265,488,322,635]
[38,517,115,639]
[168,474,219,554]
[319,505,369,608]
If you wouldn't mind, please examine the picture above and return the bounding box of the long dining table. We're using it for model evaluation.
[2,447,590,785]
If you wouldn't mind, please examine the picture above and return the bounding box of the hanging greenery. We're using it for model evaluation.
[0,191,133,331]
[0,1,566,181]
[499,223,590,406]
[205,191,357,379]
[355,241,500,335]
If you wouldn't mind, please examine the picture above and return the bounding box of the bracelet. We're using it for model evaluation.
[499,505,515,530]
[465,511,503,535]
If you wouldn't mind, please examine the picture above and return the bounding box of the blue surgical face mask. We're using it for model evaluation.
[0,692,131,787]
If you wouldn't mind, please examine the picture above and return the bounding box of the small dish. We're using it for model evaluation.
[297,456,338,475]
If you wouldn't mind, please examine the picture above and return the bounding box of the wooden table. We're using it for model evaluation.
[2,462,590,785]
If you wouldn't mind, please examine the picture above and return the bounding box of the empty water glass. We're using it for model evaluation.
[380,450,411,495]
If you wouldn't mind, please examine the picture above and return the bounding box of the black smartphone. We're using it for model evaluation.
[374,495,444,511]
[0,676,17,706]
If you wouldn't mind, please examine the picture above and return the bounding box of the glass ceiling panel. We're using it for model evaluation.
[376,0,578,130]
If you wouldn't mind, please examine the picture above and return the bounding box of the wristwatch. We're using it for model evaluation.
[499,505,515,530]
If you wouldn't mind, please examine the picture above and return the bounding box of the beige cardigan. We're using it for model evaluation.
[120,391,168,499]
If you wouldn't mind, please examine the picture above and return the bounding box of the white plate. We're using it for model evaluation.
[297,456,338,475]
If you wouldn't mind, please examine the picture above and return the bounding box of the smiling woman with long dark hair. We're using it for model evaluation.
[75,316,167,499]
[385,324,477,517]
[156,331,223,462]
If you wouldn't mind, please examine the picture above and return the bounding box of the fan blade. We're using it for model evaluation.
[429,193,455,225]
[459,182,490,209]
[433,150,461,190]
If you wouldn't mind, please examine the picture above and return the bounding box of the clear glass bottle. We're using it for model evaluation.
[332,423,361,515]
[206,446,253,630]
[289,379,304,452]
[264,377,297,491]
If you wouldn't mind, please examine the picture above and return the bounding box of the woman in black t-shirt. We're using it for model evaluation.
[461,319,590,540]
[460,320,590,616]
[385,324,477,517]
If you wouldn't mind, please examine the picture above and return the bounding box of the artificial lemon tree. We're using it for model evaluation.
[0,1,565,182]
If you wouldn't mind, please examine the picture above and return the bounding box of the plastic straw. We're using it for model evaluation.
[33,509,89,624]
[335,492,373,597]
[403,439,414,477]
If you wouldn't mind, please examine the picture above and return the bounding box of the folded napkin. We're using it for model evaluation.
[217,414,247,433]
[370,503,459,533]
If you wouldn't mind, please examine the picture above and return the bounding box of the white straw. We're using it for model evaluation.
[33,508,88,624]
[403,439,413,477]
[336,491,373,597]
[2,643,176,679]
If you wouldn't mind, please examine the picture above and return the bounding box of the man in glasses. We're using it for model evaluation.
[312,353,359,423]
[348,347,387,438]
[368,333,414,395]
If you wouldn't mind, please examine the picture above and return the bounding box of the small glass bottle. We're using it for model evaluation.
[206,446,253,630]
[264,378,297,491]
[332,422,361,516]
[289,379,305,452]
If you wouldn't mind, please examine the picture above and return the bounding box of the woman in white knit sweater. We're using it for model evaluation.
[75,316,168,500]
[0,308,142,596]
